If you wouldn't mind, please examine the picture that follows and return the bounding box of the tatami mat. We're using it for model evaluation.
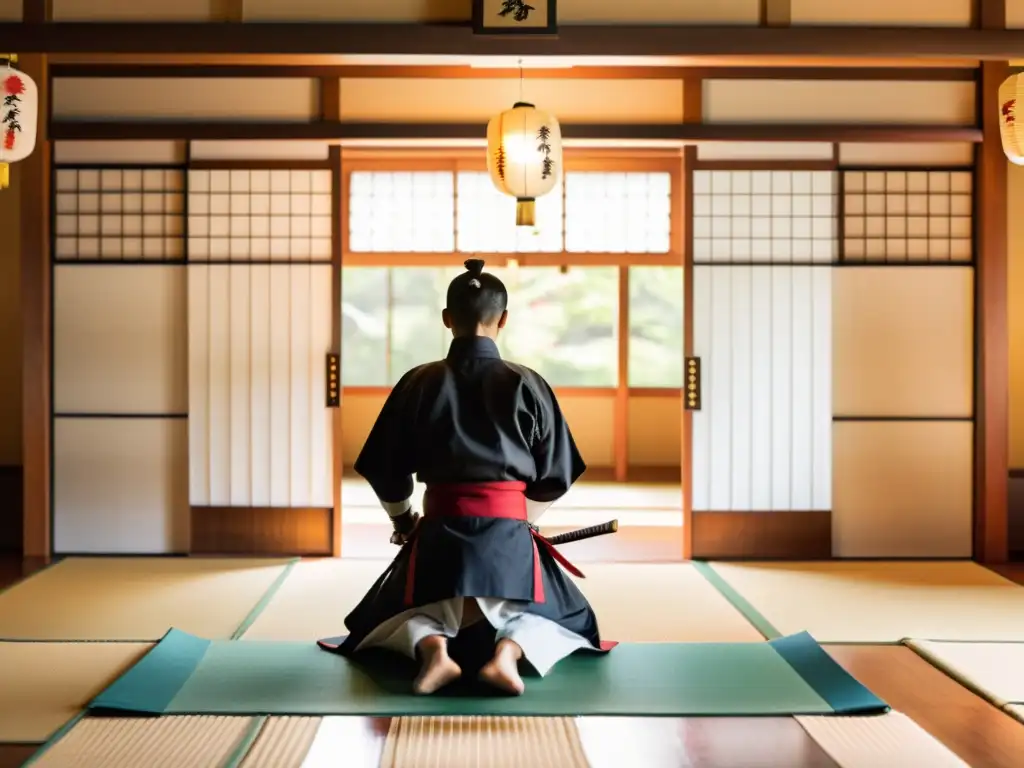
[905,640,1024,708]
[708,561,1024,642]
[240,559,390,641]
[239,717,322,768]
[796,712,968,767]
[242,560,763,642]
[380,717,589,768]
[28,716,257,768]
[0,557,292,641]
[0,642,151,742]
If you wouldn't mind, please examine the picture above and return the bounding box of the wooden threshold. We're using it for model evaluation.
[0,745,38,768]
[691,510,832,559]
[988,563,1024,586]
[8,22,1024,58]
[48,121,983,144]
[827,645,1024,768]
[190,507,333,556]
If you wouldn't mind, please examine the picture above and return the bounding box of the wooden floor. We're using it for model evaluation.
[3,557,1024,767]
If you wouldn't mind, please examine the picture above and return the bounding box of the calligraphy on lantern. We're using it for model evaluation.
[2,75,24,152]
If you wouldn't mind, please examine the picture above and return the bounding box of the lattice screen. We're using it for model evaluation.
[692,170,837,265]
[842,170,973,263]
[54,168,186,261]
[187,169,333,261]
[346,170,672,254]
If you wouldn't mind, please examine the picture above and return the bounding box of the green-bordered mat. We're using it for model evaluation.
[88,629,888,718]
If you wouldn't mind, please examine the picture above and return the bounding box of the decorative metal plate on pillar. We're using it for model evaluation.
[472,0,558,35]
[684,357,701,411]
[326,353,340,408]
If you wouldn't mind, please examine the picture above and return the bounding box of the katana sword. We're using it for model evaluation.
[544,519,619,546]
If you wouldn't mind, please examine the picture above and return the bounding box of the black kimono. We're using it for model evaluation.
[318,335,612,669]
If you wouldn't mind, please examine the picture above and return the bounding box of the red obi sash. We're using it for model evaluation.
[402,481,585,606]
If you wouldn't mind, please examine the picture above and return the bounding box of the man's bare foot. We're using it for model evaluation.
[413,635,462,695]
[478,638,526,695]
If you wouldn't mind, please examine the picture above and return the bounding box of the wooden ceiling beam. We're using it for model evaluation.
[8,22,1024,59]
[48,121,983,143]
[48,64,978,81]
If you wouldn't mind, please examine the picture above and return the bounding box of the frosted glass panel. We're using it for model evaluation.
[565,171,672,253]
[347,171,454,252]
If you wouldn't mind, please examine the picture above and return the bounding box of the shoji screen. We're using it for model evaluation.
[186,169,334,516]
[52,147,189,554]
[832,165,974,557]
[691,169,835,519]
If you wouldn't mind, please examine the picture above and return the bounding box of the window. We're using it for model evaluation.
[565,172,672,253]
[496,267,618,387]
[340,267,388,386]
[340,266,618,387]
[389,267,450,376]
[456,172,563,253]
[345,165,675,258]
[628,266,684,388]
[54,168,185,261]
[340,156,677,390]
[842,170,972,263]
[692,170,837,265]
[348,171,454,252]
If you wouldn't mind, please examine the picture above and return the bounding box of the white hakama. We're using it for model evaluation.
[354,596,593,676]
[368,498,590,676]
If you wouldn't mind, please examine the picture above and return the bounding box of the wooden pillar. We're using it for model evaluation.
[680,77,701,560]
[613,269,628,482]
[973,0,1010,563]
[20,53,50,562]
[323,77,343,556]
[975,60,1010,563]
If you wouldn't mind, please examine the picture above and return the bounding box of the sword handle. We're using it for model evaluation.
[545,519,619,546]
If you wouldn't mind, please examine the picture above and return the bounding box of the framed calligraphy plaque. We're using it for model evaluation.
[472,0,558,35]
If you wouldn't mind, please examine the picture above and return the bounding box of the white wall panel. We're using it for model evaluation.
[53,79,319,122]
[833,421,973,557]
[696,142,834,162]
[54,418,189,554]
[54,266,188,414]
[53,141,186,165]
[188,264,333,508]
[833,267,973,417]
[692,266,832,511]
[838,142,974,167]
[704,81,975,125]
[189,141,331,162]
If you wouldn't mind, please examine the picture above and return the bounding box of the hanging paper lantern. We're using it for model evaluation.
[999,73,1024,166]
[486,102,562,227]
[0,59,38,190]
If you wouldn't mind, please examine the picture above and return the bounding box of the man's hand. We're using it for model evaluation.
[389,510,420,546]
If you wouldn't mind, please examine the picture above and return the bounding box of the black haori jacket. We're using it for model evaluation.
[317,337,614,661]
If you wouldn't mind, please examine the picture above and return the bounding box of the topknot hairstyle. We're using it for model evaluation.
[445,258,508,334]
